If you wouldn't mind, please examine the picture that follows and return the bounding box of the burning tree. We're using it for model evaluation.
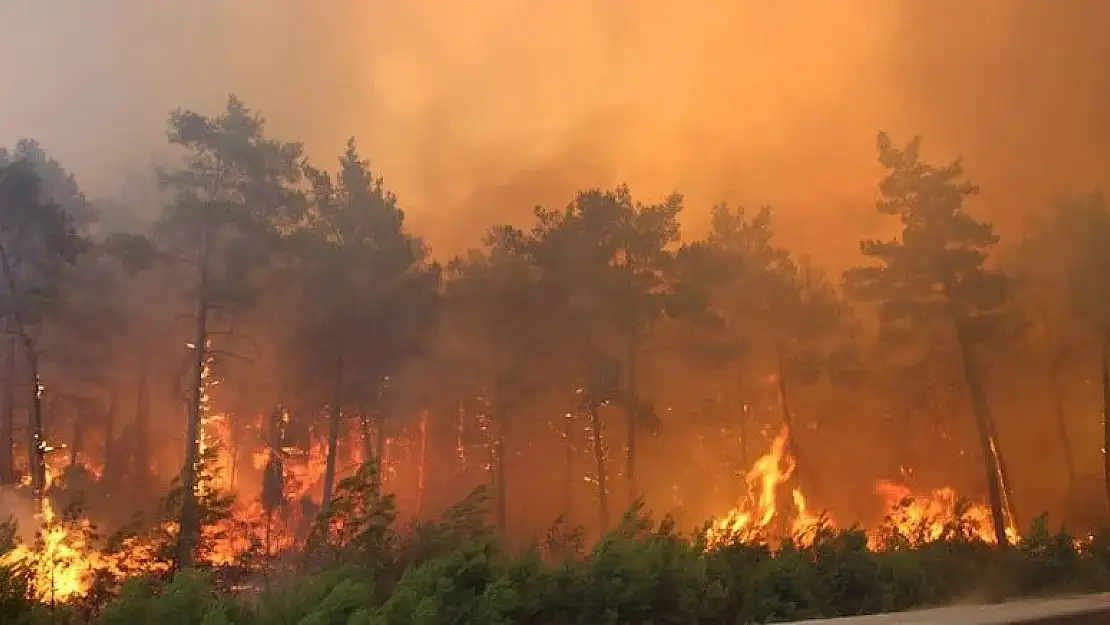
[844,132,1016,546]
[0,156,84,507]
[155,95,305,568]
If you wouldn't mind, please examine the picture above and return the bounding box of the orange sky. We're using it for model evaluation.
[2,0,1109,267]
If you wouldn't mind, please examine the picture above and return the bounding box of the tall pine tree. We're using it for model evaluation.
[844,132,1014,546]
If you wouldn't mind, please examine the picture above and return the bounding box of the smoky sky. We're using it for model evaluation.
[2,0,1109,266]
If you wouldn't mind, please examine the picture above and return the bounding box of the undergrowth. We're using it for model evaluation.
[4,463,1110,624]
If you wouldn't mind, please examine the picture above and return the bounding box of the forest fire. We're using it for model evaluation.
[0,413,1020,604]
[2,86,1105,621]
[705,426,1018,551]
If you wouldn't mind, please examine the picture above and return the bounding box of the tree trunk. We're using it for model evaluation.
[103,391,116,488]
[1102,331,1110,514]
[0,335,14,486]
[26,352,45,506]
[374,412,386,490]
[562,411,575,520]
[776,349,802,478]
[69,401,84,468]
[416,407,428,518]
[1044,348,1077,493]
[0,220,43,502]
[176,242,212,570]
[954,325,1010,547]
[494,403,508,535]
[984,403,1020,531]
[736,365,749,473]
[625,331,639,504]
[590,405,609,535]
[320,351,344,517]
[134,364,151,493]
[358,407,372,463]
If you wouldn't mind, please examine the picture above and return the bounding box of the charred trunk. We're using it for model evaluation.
[1047,350,1076,491]
[984,403,1020,531]
[416,408,428,518]
[955,323,1010,547]
[26,350,45,507]
[374,412,386,490]
[736,365,749,473]
[103,392,117,488]
[69,402,85,469]
[176,244,212,570]
[134,364,151,493]
[776,349,803,489]
[358,408,373,462]
[562,411,575,520]
[320,350,344,518]
[625,331,639,504]
[590,405,609,534]
[0,335,14,486]
[494,403,508,535]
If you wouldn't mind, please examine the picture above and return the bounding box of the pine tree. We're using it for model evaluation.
[844,132,1014,546]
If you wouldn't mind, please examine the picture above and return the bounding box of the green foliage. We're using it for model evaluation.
[250,565,377,625]
[95,570,246,625]
[306,461,398,568]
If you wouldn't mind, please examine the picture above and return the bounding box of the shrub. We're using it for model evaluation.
[16,475,1110,624]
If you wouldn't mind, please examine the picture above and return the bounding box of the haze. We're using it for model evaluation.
[3,0,1108,265]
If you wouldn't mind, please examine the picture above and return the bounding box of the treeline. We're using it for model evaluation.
[0,95,1108,561]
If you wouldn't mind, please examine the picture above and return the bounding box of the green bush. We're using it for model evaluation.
[15,465,1110,623]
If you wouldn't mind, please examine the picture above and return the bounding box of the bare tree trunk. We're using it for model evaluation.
[776,350,802,474]
[1046,350,1077,491]
[0,224,44,505]
[416,407,428,518]
[590,406,609,535]
[374,412,386,490]
[0,335,14,485]
[134,363,151,493]
[494,403,508,535]
[983,404,1020,531]
[69,401,84,468]
[625,331,639,505]
[955,325,1010,547]
[736,365,749,472]
[176,238,212,570]
[358,408,372,462]
[26,352,45,505]
[320,351,344,517]
[103,391,116,488]
[562,411,575,520]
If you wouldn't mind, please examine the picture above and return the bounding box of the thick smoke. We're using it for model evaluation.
[1,0,1108,260]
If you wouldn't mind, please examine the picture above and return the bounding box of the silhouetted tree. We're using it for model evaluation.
[0,159,83,506]
[1016,193,1110,509]
[437,226,558,534]
[292,138,438,518]
[844,132,1014,546]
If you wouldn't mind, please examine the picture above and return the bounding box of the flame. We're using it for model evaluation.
[706,426,1019,551]
[0,467,170,603]
[0,355,1029,605]
[870,480,1020,547]
[706,426,826,548]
